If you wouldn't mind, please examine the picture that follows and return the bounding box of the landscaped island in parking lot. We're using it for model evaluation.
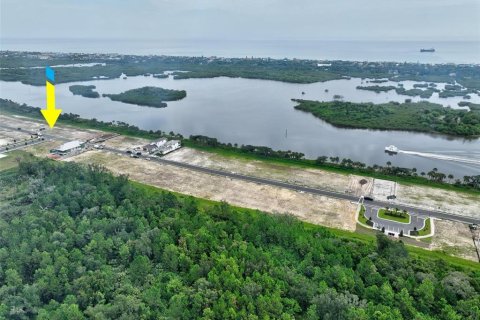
[103,86,187,108]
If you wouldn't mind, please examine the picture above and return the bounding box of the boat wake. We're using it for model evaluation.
[399,150,480,166]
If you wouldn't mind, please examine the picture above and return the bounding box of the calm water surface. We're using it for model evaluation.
[1,39,479,64]
[1,75,479,178]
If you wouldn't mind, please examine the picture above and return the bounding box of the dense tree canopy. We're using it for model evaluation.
[294,99,480,137]
[0,159,479,319]
[102,86,187,108]
[69,85,100,98]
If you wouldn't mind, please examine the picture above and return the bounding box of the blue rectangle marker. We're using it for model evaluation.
[46,67,55,83]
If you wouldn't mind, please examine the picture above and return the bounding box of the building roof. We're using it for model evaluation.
[157,140,181,151]
[142,139,167,150]
[55,140,84,152]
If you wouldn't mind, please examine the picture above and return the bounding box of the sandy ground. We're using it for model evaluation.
[67,150,358,231]
[0,114,101,141]
[0,127,33,144]
[396,184,480,218]
[430,219,478,262]
[371,179,396,201]
[0,138,10,147]
[164,148,480,218]
[103,135,150,151]
[164,147,373,196]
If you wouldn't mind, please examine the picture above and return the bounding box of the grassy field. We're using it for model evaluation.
[0,150,34,171]
[378,208,411,223]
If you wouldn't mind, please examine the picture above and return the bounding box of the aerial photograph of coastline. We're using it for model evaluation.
[1,0,479,318]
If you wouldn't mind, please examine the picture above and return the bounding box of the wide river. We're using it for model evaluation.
[1,75,479,178]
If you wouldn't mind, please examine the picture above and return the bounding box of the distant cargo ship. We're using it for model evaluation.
[385,145,399,154]
[420,48,435,52]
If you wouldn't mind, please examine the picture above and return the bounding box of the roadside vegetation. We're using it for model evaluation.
[293,99,480,137]
[103,86,186,108]
[411,218,432,237]
[1,99,479,193]
[358,205,373,226]
[69,85,100,98]
[0,158,479,319]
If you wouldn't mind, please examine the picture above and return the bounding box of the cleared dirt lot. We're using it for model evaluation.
[396,184,480,218]
[67,150,358,231]
[430,219,478,262]
[165,148,480,218]
[103,135,150,151]
[164,147,373,196]
[0,114,101,141]
[24,140,59,157]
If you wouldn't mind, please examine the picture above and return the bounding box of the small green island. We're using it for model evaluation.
[69,85,100,98]
[356,85,438,98]
[293,99,480,137]
[103,86,187,108]
[357,83,475,99]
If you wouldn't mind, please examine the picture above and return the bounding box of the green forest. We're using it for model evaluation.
[0,159,479,319]
[293,100,480,137]
[69,85,100,98]
[103,86,187,108]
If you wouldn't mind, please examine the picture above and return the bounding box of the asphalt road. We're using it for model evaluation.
[1,123,478,225]
[102,146,480,225]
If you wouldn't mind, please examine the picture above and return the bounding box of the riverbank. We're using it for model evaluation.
[293,99,480,137]
[1,98,479,194]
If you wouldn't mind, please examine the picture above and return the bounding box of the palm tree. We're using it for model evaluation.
[386,161,392,167]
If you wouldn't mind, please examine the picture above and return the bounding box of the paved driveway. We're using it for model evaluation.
[364,204,427,236]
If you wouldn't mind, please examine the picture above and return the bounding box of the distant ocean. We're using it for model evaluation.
[1,38,479,64]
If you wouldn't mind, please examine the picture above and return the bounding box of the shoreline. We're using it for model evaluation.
[1,98,479,195]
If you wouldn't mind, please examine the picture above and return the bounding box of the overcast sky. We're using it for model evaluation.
[1,0,479,41]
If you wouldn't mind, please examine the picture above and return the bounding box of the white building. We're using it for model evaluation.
[51,140,84,155]
[142,138,167,153]
[157,140,181,155]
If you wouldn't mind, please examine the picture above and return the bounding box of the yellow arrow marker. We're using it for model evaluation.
[41,81,62,128]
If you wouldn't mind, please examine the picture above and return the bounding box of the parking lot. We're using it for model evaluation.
[363,204,427,236]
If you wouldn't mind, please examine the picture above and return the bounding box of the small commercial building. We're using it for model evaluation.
[51,140,85,155]
[142,138,167,154]
[157,140,181,155]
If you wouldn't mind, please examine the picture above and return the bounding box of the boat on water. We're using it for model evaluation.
[385,145,399,154]
[420,48,435,52]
